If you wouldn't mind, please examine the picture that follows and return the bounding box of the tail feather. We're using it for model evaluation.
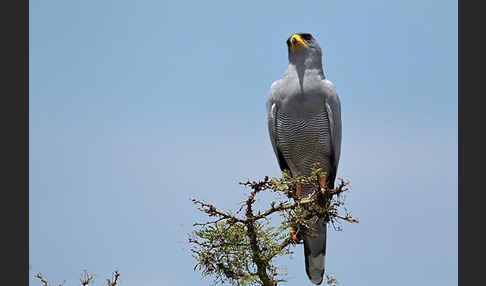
[303,217,327,285]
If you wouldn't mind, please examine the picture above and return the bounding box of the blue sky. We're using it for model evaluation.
[30,1,457,285]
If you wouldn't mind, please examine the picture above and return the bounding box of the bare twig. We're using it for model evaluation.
[106,270,120,286]
[190,197,245,224]
[35,273,64,286]
[35,273,50,286]
[80,270,95,286]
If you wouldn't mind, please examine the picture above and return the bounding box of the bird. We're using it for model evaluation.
[266,32,342,285]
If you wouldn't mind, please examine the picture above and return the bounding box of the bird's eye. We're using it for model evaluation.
[301,33,312,41]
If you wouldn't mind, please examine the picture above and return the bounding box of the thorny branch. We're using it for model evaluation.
[80,270,95,286]
[190,197,245,225]
[35,270,120,286]
[188,166,358,286]
[35,273,58,286]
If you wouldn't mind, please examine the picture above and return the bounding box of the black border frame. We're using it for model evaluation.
[1,0,28,285]
[459,1,482,285]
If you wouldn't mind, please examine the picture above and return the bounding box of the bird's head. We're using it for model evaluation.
[286,32,323,66]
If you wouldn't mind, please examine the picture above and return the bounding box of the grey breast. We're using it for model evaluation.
[275,105,331,195]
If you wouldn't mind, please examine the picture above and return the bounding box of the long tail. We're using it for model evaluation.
[303,217,327,285]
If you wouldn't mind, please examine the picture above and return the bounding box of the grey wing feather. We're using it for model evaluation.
[323,80,342,182]
[267,83,290,173]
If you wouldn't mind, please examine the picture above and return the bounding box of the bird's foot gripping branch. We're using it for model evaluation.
[188,166,358,286]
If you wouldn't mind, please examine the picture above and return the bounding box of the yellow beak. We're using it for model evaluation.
[289,34,307,51]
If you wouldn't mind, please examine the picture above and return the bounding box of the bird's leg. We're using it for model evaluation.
[319,175,327,195]
[290,183,303,241]
[319,174,330,222]
[289,226,298,242]
[296,182,302,198]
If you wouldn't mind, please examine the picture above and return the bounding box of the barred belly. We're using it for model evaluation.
[275,107,331,196]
